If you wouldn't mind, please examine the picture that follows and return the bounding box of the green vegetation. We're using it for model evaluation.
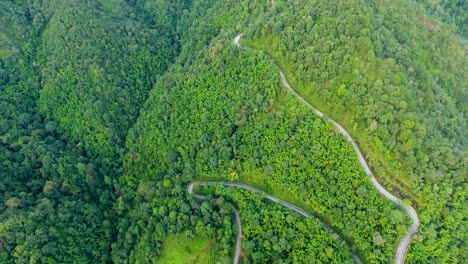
[156,233,220,264]
[119,25,406,262]
[0,1,115,262]
[240,0,467,262]
[206,184,356,263]
[1,0,466,263]
[413,0,467,37]
[37,0,177,159]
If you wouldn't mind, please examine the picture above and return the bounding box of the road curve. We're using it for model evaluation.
[233,33,419,264]
[188,182,362,264]
[187,183,242,264]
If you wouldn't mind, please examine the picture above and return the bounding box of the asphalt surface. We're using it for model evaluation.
[187,182,362,264]
[187,183,242,264]
[233,33,419,264]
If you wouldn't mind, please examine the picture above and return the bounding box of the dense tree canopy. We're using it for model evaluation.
[239,0,467,262]
[1,0,465,263]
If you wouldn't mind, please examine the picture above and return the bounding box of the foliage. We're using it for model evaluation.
[1,0,466,263]
[206,184,356,263]
[0,2,114,263]
[412,0,468,37]
[241,0,467,262]
[36,0,177,159]
[120,25,407,261]
[155,233,220,264]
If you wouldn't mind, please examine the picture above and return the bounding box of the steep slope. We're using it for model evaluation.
[0,0,189,262]
[114,1,409,263]
[0,1,114,262]
[1,0,465,263]
[36,0,178,159]
[413,0,467,38]
[241,0,467,262]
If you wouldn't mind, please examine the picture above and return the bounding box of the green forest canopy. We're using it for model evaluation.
[0,0,466,263]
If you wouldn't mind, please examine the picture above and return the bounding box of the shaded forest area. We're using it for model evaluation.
[1,0,466,263]
[1,0,184,262]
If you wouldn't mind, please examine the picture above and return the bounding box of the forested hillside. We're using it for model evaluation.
[413,0,467,37]
[36,0,179,159]
[204,184,356,263]
[1,0,466,263]
[0,0,186,262]
[117,27,407,262]
[1,1,115,262]
[240,0,467,262]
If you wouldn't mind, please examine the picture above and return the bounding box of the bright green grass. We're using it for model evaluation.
[156,233,215,264]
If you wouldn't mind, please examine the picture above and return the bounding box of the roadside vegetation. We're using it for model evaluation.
[239,0,466,262]
[1,0,465,263]
[155,233,224,264]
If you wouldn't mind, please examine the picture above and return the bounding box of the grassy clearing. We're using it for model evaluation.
[156,233,216,264]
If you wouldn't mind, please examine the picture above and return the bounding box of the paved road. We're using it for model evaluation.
[233,207,242,264]
[187,183,242,264]
[233,33,419,264]
[188,182,362,264]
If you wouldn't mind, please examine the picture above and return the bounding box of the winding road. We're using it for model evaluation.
[188,182,362,264]
[188,183,242,264]
[187,33,419,264]
[233,33,419,264]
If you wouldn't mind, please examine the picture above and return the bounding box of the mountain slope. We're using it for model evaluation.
[240,0,466,262]
[1,0,465,263]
